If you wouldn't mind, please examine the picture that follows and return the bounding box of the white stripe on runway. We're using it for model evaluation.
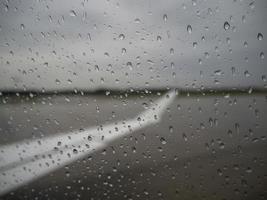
[0,90,176,196]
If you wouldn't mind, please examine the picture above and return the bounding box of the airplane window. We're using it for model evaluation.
[0,0,266,199]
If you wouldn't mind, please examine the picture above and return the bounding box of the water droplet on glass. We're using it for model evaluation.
[257,33,263,41]
[69,10,77,17]
[249,2,255,10]
[160,137,167,145]
[231,67,236,76]
[244,70,251,77]
[163,14,168,22]
[182,133,188,142]
[170,48,174,55]
[20,24,25,30]
[187,25,192,34]
[55,79,61,85]
[192,42,197,49]
[245,167,253,173]
[262,75,266,82]
[219,142,225,149]
[112,167,117,172]
[87,135,92,141]
[65,171,70,177]
[120,48,126,55]
[134,18,141,23]
[217,169,223,176]
[224,21,230,30]
[259,52,264,59]
[126,62,133,70]
[119,34,125,40]
[242,15,246,23]
[214,70,223,76]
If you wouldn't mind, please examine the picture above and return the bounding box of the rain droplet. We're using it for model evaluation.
[249,2,255,10]
[121,48,126,55]
[193,42,197,48]
[169,126,173,133]
[88,135,92,141]
[224,21,230,30]
[219,142,225,149]
[20,24,25,30]
[242,15,246,23]
[55,79,61,85]
[119,34,125,40]
[244,70,251,77]
[217,169,223,176]
[163,14,168,22]
[214,70,223,76]
[112,167,117,172]
[69,10,77,17]
[170,48,174,55]
[182,133,188,142]
[245,167,253,173]
[262,75,266,82]
[104,52,109,57]
[187,25,192,34]
[67,79,72,84]
[65,171,70,177]
[259,52,264,59]
[134,18,141,23]
[126,62,133,70]
[257,33,263,41]
[160,137,167,145]
[231,67,236,76]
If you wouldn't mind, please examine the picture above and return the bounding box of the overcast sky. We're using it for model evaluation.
[0,0,266,91]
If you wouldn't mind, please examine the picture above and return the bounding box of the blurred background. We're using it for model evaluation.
[0,0,266,91]
[0,0,267,199]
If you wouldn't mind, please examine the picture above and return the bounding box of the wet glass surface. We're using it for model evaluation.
[0,0,267,199]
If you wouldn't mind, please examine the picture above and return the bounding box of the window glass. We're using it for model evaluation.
[0,0,266,199]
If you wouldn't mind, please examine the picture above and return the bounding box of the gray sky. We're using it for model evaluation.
[0,0,266,91]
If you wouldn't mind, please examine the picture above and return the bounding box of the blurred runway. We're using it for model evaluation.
[0,91,266,199]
